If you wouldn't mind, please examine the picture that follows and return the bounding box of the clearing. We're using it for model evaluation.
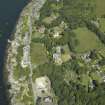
[73,27,103,53]
[30,42,48,65]
[95,0,105,17]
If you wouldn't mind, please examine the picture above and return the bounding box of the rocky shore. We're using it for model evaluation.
[5,0,46,105]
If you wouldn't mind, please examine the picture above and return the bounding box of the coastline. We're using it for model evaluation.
[3,1,32,104]
[4,0,46,104]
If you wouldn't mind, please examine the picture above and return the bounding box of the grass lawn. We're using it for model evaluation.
[32,31,44,39]
[99,18,105,32]
[22,16,29,33]
[95,0,105,17]
[51,2,63,10]
[30,42,48,65]
[73,27,103,53]
[13,66,21,80]
[13,46,24,80]
[42,12,59,24]
[61,45,72,62]
[13,65,30,80]
[16,83,34,105]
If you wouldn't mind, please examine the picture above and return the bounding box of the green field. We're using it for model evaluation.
[95,0,105,17]
[30,43,48,65]
[73,27,103,53]
[61,45,71,62]
[99,18,105,32]
[42,12,59,24]
[32,31,44,39]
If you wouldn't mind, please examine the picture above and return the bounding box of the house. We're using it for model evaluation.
[21,45,30,68]
[81,52,91,63]
[53,46,62,65]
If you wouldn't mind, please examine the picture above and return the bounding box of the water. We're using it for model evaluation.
[0,0,30,104]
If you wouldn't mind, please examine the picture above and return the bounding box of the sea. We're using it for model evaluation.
[0,0,29,104]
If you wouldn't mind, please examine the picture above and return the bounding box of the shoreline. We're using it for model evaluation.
[3,0,46,104]
[3,2,31,105]
[3,1,32,104]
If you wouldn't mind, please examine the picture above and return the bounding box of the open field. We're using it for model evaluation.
[73,27,104,53]
[30,43,48,65]
[95,0,105,17]
[99,18,105,32]
[32,31,44,39]
[61,45,72,62]
[42,12,59,24]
